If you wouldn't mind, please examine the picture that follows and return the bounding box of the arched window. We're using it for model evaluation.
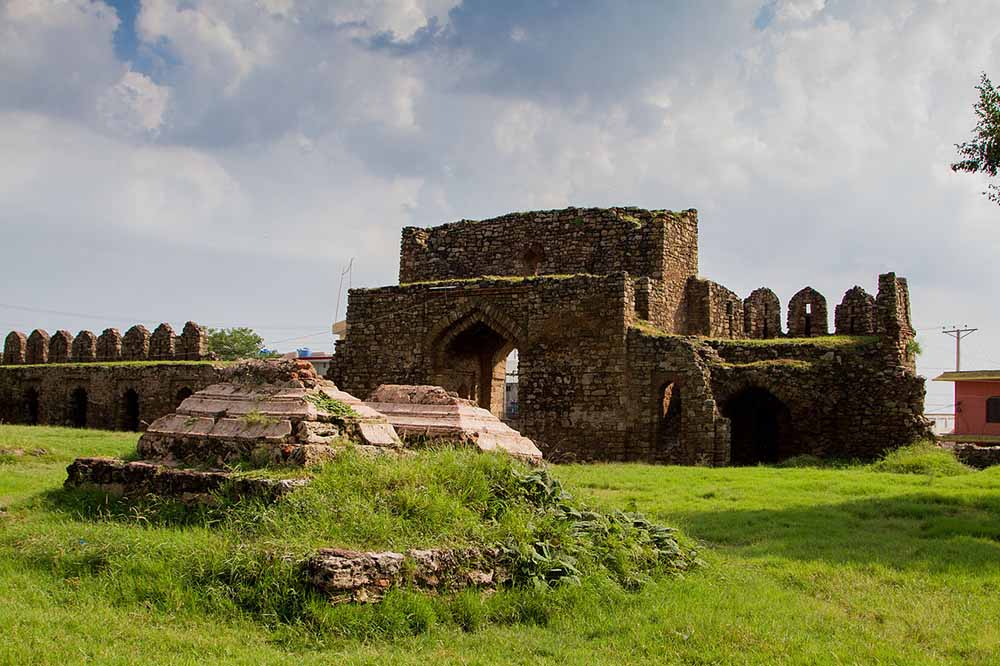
[987,397,1000,423]
[123,389,140,431]
[69,388,88,428]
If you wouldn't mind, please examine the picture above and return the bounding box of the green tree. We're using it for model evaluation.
[206,327,272,360]
[952,72,1000,204]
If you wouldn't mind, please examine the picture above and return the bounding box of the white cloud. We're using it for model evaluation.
[2,0,1000,379]
[98,70,171,135]
[0,0,123,121]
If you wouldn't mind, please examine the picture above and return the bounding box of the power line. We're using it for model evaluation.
[0,302,328,332]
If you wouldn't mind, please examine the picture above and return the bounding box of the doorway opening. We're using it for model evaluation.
[721,387,793,465]
[122,389,140,431]
[69,387,88,428]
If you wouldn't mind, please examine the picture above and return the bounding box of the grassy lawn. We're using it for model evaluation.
[1,425,999,665]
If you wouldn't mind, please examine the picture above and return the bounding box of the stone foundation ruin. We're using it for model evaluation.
[331,206,931,464]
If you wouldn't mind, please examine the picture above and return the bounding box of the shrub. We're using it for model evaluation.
[870,442,972,477]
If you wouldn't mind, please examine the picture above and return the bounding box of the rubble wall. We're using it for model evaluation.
[0,363,224,430]
[399,207,698,321]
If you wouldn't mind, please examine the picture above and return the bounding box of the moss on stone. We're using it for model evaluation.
[305,392,359,420]
[718,359,813,370]
[398,273,600,287]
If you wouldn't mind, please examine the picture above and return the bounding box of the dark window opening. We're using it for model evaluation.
[69,387,88,428]
[123,389,140,431]
[722,387,794,465]
[24,388,39,425]
[175,387,193,408]
[803,313,813,337]
[987,397,1000,423]
[657,382,682,450]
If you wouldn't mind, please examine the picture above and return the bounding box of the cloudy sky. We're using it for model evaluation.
[2,0,999,410]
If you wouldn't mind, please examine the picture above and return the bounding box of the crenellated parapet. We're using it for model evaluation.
[743,288,781,339]
[835,286,876,335]
[26,330,50,364]
[787,287,829,337]
[48,330,74,363]
[686,274,912,352]
[1,321,213,364]
[3,331,26,365]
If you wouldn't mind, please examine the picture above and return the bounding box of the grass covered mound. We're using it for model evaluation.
[3,439,698,640]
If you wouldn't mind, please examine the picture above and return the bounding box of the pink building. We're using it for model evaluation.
[933,371,1000,445]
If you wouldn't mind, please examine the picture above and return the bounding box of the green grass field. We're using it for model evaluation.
[1,425,998,665]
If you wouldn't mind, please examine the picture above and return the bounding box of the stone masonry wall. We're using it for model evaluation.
[0,363,224,430]
[400,207,697,282]
[705,337,930,460]
[685,278,745,339]
[331,273,635,460]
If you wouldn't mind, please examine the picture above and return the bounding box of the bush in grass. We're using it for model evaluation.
[870,441,972,477]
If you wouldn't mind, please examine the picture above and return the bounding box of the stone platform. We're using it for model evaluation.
[365,384,543,462]
[137,359,402,467]
[65,457,308,503]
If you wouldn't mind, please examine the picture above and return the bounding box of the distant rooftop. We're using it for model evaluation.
[933,370,1000,382]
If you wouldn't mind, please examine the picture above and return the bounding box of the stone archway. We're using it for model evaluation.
[429,308,522,417]
[122,389,140,431]
[720,387,793,465]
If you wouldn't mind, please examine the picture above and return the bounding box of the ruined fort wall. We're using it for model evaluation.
[684,278,745,339]
[0,363,224,430]
[622,331,730,464]
[399,207,698,284]
[618,332,930,464]
[706,338,930,459]
[331,273,635,459]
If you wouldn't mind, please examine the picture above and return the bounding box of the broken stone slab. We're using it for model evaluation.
[137,359,402,467]
[65,457,308,503]
[306,547,507,604]
[365,384,543,462]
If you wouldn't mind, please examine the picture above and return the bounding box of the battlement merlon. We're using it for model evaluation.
[399,206,699,284]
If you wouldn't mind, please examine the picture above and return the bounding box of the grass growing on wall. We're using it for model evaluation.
[1,426,999,664]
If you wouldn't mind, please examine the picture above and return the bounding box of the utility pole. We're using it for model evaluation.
[942,326,977,371]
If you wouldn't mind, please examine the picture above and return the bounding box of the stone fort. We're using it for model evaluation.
[330,206,931,464]
[0,206,931,464]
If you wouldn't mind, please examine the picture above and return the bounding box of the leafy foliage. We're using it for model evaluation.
[952,72,1000,204]
[304,392,358,421]
[206,327,270,361]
